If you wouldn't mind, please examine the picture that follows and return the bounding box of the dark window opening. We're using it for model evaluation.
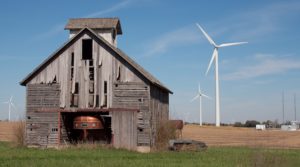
[104,81,108,94]
[70,94,79,107]
[71,68,74,80]
[117,66,121,81]
[89,67,94,81]
[74,82,79,94]
[89,60,93,66]
[95,95,99,107]
[71,52,74,66]
[82,39,93,60]
[52,76,57,83]
[51,128,58,132]
[27,116,31,120]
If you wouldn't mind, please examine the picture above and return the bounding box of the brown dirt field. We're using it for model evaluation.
[182,124,300,149]
[0,122,18,142]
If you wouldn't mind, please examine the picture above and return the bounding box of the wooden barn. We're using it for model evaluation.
[20,18,172,151]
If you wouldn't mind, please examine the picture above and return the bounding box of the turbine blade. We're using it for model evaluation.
[218,42,248,48]
[10,96,13,102]
[205,48,217,76]
[191,94,200,102]
[202,94,211,99]
[3,101,9,104]
[11,103,17,110]
[196,23,217,47]
[198,83,201,93]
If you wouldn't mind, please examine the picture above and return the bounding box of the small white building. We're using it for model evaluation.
[256,124,266,130]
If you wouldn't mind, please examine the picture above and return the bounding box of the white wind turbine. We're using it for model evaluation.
[196,23,247,127]
[191,83,210,126]
[3,96,16,121]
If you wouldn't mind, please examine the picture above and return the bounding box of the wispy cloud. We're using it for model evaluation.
[223,54,300,80]
[33,24,65,41]
[141,25,201,57]
[86,0,134,17]
[215,1,300,41]
[33,0,135,40]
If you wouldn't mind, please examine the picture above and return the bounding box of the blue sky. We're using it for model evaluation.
[0,0,300,124]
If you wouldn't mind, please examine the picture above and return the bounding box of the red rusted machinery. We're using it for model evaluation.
[73,116,103,141]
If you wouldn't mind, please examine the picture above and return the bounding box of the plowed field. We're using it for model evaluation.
[182,124,300,148]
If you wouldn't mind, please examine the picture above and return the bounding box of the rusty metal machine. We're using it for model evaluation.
[73,116,103,141]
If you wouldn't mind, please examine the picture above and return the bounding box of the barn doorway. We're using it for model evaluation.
[60,112,112,144]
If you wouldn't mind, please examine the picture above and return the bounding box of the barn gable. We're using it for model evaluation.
[20,28,172,94]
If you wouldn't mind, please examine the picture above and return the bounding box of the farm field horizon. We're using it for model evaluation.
[1,122,300,149]
[182,124,300,149]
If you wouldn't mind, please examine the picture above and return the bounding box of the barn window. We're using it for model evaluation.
[104,81,108,94]
[116,66,121,80]
[103,81,108,107]
[51,128,58,132]
[74,82,79,94]
[53,76,57,83]
[82,39,93,60]
[71,52,74,66]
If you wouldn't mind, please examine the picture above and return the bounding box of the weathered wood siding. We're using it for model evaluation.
[112,82,151,146]
[27,84,60,113]
[149,86,169,145]
[26,84,61,147]
[27,32,143,109]
[111,110,137,150]
[26,112,59,147]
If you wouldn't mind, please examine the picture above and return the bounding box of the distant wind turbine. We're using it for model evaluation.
[191,83,210,126]
[196,23,247,127]
[3,96,16,121]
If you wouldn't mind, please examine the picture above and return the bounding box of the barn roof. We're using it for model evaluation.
[65,18,122,35]
[20,28,172,94]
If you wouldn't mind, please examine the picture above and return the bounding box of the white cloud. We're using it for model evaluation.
[223,54,300,80]
[142,25,201,57]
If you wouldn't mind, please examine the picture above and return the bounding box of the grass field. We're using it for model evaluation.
[0,142,300,167]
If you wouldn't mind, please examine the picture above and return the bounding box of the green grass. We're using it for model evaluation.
[0,142,300,167]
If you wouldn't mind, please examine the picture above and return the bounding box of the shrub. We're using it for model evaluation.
[12,121,26,147]
[233,122,243,127]
[154,120,177,151]
[244,120,260,127]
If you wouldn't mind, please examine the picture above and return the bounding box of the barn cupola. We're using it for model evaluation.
[65,18,122,47]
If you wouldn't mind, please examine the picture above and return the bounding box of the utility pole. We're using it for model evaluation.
[294,94,297,121]
[282,91,285,124]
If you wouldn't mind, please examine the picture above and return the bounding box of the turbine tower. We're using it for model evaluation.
[191,83,210,126]
[196,23,247,127]
[3,96,16,121]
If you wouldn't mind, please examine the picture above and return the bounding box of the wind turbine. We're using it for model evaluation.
[196,23,247,127]
[3,96,16,121]
[191,83,210,126]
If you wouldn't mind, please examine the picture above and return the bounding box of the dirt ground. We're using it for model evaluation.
[182,124,300,148]
[0,122,17,141]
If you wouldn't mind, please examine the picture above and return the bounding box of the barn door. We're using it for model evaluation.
[112,111,137,150]
[48,124,59,146]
